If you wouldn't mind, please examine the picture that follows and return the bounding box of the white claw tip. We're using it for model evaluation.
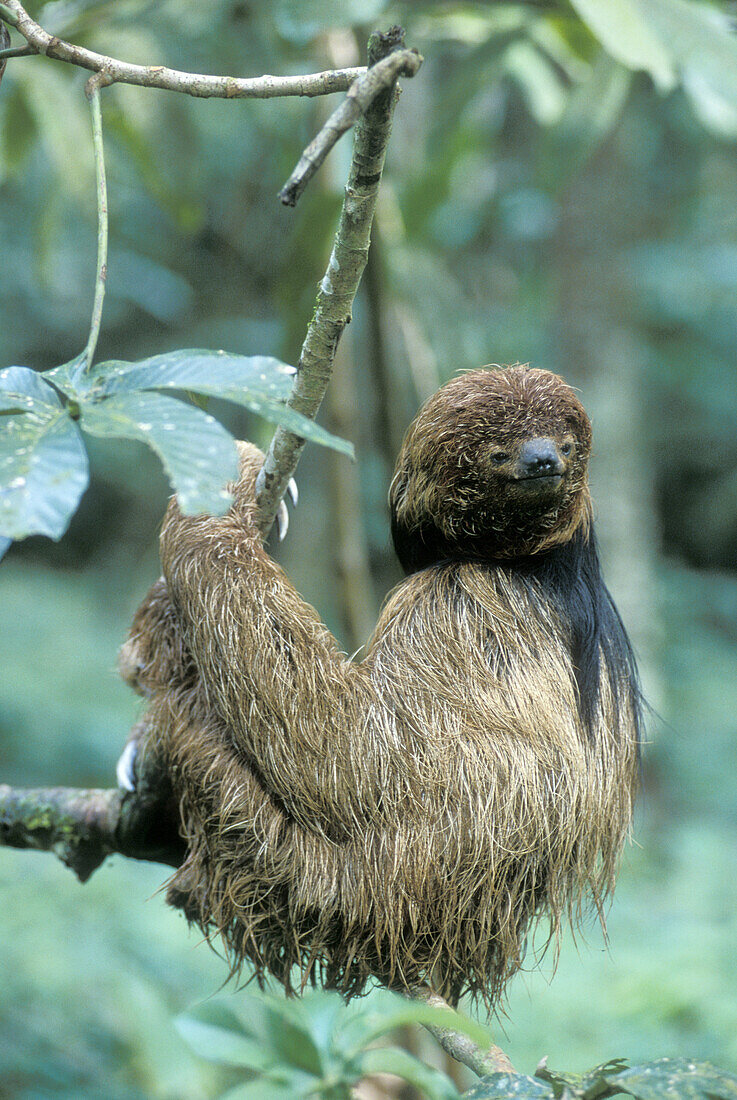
[116,741,137,792]
[287,478,299,506]
[276,501,289,541]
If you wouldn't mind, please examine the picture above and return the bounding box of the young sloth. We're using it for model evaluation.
[119,365,641,1007]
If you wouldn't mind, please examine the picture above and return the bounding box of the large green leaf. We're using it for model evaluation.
[79,390,238,515]
[174,1016,273,1072]
[86,350,296,402]
[616,1058,737,1099]
[643,0,737,138]
[0,409,89,540]
[571,0,737,137]
[337,990,492,1058]
[85,349,354,457]
[179,995,329,1095]
[568,0,675,91]
[0,365,65,414]
[462,1073,555,1099]
[359,1046,460,1100]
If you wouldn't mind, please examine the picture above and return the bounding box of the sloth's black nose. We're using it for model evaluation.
[519,438,565,478]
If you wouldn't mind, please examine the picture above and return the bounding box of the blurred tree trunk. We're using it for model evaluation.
[552,120,662,706]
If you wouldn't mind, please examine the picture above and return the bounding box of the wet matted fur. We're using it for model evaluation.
[120,365,641,1007]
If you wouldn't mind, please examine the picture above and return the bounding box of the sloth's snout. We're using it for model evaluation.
[518,438,565,479]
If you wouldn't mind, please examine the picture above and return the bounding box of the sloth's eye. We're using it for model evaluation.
[560,442,573,456]
[492,451,509,464]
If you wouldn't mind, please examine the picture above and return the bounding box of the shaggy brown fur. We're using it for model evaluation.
[120,365,641,1007]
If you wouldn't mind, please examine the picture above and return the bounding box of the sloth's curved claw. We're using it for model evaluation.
[276,501,289,541]
[116,740,138,793]
[287,478,299,507]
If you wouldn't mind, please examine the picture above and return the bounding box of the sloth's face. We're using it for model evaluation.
[390,366,593,570]
[483,430,578,504]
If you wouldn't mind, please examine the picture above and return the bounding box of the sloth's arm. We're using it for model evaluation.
[159,443,390,836]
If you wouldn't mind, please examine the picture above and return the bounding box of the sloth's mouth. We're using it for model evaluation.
[514,473,563,485]
[512,473,564,494]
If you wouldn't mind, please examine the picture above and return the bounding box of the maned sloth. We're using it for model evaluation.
[118,365,641,1007]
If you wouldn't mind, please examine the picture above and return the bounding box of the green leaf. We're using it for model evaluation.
[359,1046,460,1100]
[303,994,350,1060]
[175,1014,274,1072]
[536,1057,629,1099]
[87,349,296,402]
[0,409,89,540]
[504,40,568,125]
[86,349,354,457]
[79,391,238,515]
[204,993,326,1080]
[0,365,64,414]
[462,1073,555,1099]
[641,0,737,139]
[338,992,491,1057]
[568,0,676,91]
[616,1058,737,1100]
[218,1083,301,1100]
[44,355,87,398]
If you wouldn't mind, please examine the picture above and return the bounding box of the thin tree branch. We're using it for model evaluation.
[0,43,33,60]
[255,26,419,535]
[0,16,9,84]
[0,1,362,98]
[411,986,517,1078]
[82,73,110,371]
[279,45,421,207]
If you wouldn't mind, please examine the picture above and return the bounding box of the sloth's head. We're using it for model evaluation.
[389,366,593,573]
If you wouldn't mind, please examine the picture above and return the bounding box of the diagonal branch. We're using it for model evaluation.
[255,26,420,535]
[0,1,362,98]
[411,986,517,1077]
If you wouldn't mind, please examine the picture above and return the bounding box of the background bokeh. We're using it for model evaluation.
[2,1,737,1096]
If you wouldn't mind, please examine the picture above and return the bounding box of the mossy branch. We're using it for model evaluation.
[0,781,181,882]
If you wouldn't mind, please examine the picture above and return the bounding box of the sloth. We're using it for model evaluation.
[118,365,641,1007]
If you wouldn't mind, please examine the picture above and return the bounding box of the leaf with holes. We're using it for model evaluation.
[79,390,238,515]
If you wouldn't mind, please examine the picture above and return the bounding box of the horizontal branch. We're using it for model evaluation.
[1,1,362,98]
[0,779,183,882]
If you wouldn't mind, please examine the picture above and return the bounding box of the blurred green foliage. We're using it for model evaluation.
[2,0,737,1096]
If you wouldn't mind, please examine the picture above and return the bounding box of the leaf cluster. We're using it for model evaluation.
[176,985,737,1100]
[470,1057,737,1100]
[176,987,490,1100]
[0,350,352,555]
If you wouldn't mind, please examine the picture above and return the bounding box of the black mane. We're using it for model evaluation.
[396,523,643,746]
[520,528,643,745]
